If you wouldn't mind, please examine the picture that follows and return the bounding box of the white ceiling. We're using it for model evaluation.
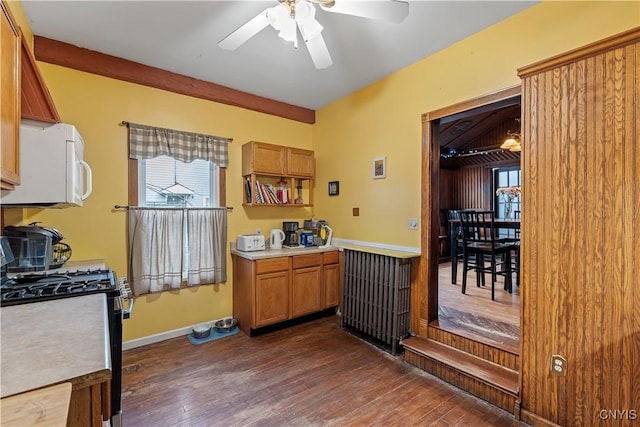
[21,1,538,110]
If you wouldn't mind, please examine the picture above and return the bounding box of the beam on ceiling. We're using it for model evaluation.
[33,36,316,124]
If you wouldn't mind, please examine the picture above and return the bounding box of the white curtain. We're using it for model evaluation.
[128,208,184,295]
[187,209,227,286]
[128,207,228,296]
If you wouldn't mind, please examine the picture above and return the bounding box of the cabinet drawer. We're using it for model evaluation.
[292,253,322,269]
[256,257,290,274]
[323,251,339,265]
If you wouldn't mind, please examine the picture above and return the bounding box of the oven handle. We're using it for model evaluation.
[117,278,134,319]
[121,296,134,319]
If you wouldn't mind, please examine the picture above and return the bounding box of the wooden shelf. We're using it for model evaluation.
[242,203,313,208]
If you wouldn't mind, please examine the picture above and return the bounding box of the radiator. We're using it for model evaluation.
[341,248,412,355]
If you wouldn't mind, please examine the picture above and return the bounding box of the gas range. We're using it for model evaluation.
[0,267,132,426]
[1,269,119,306]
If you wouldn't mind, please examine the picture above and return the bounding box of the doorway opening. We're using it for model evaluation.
[421,86,522,355]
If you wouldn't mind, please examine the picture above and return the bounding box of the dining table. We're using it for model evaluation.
[448,217,521,284]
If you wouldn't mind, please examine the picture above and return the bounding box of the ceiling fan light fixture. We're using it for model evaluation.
[295,2,323,41]
[267,3,298,44]
[280,17,298,44]
[267,4,289,31]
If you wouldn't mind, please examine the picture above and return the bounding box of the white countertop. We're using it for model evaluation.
[231,243,339,260]
[0,293,111,398]
[339,244,421,259]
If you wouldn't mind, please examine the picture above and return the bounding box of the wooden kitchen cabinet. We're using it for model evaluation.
[242,141,315,206]
[291,253,322,317]
[232,249,340,335]
[67,379,111,427]
[255,271,290,327]
[322,251,341,308]
[0,0,21,191]
[286,147,314,178]
[242,141,314,177]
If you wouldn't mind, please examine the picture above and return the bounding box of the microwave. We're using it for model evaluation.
[0,122,92,208]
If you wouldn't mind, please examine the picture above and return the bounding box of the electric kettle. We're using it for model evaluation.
[270,229,285,249]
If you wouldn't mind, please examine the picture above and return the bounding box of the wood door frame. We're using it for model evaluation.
[415,85,521,337]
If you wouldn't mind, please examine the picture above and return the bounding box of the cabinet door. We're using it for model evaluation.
[291,266,322,318]
[286,148,314,177]
[0,1,21,190]
[255,271,289,327]
[243,141,285,175]
[323,263,340,308]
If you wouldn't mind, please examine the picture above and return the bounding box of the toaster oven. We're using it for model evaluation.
[236,234,266,252]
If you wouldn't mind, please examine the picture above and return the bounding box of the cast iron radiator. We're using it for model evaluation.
[341,248,412,355]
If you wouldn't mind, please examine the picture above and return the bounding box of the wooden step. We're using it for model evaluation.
[428,321,520,371]
[402,336,519,413]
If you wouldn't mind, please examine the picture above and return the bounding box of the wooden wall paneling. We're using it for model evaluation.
[518,28,639,426]
[453,167,492,210]
[439,168,454,210]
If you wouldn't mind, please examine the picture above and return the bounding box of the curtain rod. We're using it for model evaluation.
[114,205,233,211]
[119,121,233,142]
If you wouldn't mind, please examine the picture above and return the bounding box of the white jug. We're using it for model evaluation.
[269,229,285,249]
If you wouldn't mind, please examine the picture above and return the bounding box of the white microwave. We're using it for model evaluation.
[1,122,92,208]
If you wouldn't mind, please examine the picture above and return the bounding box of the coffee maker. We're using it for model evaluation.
[282,221,299,247]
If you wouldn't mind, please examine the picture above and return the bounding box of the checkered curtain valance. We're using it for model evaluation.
[127,122,230,167]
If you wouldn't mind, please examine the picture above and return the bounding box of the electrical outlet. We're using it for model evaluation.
[550,354,567,376]
[408,218,418,230]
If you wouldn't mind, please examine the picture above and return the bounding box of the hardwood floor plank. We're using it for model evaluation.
[437,262,520,353]
[122,316,526,426]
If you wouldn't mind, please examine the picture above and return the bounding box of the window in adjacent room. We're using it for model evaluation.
[494,166,521,216]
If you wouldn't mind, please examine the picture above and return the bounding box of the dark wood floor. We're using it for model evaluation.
[121,316,526,426]
[437,262,520,353]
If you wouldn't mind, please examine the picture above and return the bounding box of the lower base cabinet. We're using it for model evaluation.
[67,378,110,427]
[255,270,289,327]
[233,250,341,335]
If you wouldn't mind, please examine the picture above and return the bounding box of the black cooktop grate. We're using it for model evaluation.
[0,269,118,306]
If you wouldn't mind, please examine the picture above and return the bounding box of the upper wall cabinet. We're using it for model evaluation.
[1,0,21,190]
[242,141,314,178]
[20,34,60,124]
[242,141,315,207]
[287,147,315,178]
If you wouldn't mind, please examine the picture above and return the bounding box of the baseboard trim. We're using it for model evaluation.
[519,409,562,427]
[123,317,229,350]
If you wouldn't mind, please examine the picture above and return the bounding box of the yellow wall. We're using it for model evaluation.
[7,0,315,341]
[313,1,639,248]
[5,1,638,342]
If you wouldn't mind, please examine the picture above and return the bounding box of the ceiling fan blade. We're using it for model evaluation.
[304,33,333,69]
[319,0,409,23]
[218,9,270,50]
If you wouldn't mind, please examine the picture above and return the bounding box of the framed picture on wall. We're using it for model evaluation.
[373,157,386,179]
[328,181,339,196]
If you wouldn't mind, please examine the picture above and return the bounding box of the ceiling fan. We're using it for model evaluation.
[218,0,410,69]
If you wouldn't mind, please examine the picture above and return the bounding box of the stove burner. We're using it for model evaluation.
[0,268,118,306]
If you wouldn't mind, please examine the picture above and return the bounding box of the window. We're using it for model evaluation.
[138,156,219,208]
[494,167,521,216]
[125,122,230,295]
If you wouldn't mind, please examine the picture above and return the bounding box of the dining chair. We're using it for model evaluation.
[459,210,518,300]
[512,210,521,288]
[446,209,465,285]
